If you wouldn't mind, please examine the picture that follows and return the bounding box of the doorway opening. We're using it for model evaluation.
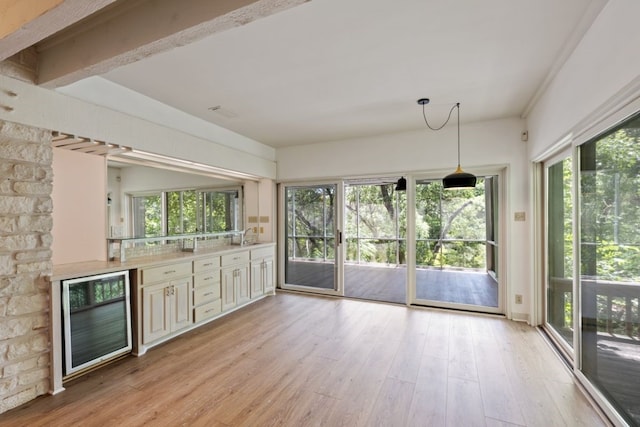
[343,180,407,304]
[413,176,500,311]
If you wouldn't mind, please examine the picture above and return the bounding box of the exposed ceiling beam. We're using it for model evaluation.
[0,0,117,61]
[36,0,309,88]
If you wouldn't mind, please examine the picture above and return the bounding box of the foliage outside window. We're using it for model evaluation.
[345,183,406,265]
[132,194,162,237]
[415,179,487,269]
[579,111,639,426]
[131,187,242,237]
[547,156,574,346]
[286,186,335,261]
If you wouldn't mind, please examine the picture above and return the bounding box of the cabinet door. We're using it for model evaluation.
[263,257,274,293]
[250,261,263,298]
[236,264,250,305]
[221,267,237,311]
[171,279,192,331]
[143,283,170,344]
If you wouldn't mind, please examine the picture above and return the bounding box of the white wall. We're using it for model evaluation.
[527,0,640,158]
[0,74,277,179]
[107,166,122,236]
[51,148,107,264]
[117,165,228,194]
[277,117,530,320]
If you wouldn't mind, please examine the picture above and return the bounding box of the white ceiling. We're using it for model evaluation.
[59,0,605,148]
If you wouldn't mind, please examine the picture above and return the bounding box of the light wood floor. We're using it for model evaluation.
[4,292,608,427]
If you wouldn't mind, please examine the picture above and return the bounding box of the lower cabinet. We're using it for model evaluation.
[221,263,250,311]
[136,245,274,353]
[250,246,275,298]
[142,278,192,344]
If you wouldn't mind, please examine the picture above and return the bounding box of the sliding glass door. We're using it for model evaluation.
[578,113,640,426]
[540,112,640,425]
[413,177,500,312]
[343,181,407,304]
[282,183,342,294]
[545,153,575,352]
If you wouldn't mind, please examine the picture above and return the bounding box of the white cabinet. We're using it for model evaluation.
[132,244,274,355]
[221,251,250,311]
[142,277,192,344]
[250,246,275,298]
[193,256,221,323]
[139,261,192,345]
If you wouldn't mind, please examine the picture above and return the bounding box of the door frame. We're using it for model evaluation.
[408,167,507,315]
[540,147,576,361]
[277,180,345,296]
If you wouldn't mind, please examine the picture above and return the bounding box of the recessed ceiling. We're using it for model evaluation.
[59,0,606,148]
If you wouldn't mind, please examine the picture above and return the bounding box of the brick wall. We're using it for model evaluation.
[0,120,52,413]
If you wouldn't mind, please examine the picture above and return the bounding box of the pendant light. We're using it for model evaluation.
[395,176,406,191]
[418,98,476,190]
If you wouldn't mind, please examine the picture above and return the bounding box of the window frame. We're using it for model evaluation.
[127,185,243,237]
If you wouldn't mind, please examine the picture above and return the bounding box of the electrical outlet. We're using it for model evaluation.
[260,226,264,234]
[515,294,523,304]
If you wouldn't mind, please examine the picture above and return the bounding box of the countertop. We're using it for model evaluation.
[52,242,275,281]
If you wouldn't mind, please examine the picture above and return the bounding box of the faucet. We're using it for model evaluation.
[241,228,252,246]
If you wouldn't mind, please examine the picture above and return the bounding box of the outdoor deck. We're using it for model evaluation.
[285,260,498,308]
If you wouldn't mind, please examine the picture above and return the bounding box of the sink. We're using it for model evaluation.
[232,241,259,247]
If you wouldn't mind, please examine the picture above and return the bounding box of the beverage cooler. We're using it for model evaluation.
[62,270,132,376]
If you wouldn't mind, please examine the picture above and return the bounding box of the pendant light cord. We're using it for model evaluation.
[421,102,458,131]
[421,102,461,166]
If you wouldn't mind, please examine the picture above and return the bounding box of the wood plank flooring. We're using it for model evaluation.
[3,292,608,427]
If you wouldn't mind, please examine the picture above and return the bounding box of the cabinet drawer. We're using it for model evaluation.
[141,261,191,284]
[194,283,220,305]
[221,251,249,266]
[251,246,274,260]
[193,256,220,273]
[194,300,222,322]
[194,271,220,288]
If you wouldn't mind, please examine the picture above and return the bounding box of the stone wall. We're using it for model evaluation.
[0,120,52,413]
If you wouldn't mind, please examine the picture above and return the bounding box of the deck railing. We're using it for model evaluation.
[550,277,640,339]
[287,235,490,270]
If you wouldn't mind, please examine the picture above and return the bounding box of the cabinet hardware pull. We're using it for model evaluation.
[204,277,212,281]
[164,270,176,275]
[171,285,175,295]
[205,309,214,313]
[204,263,212,267]
[204,292,213,297]
[165,287,171,297]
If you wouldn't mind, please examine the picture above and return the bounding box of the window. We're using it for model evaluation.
[132,194,163,237]
[345,182,406,265]
[579,112,639,425]
[200,189,241,232]
[546,155,574,349]
[130,187,242,237]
